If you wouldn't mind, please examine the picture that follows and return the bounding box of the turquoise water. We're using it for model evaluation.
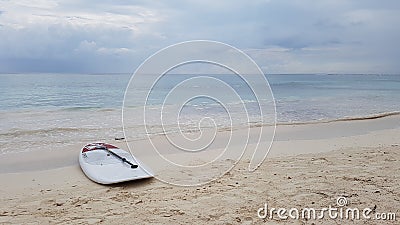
[1,73,399,120]
[0,73,399,154]
[0,73,128,110]
[270,74,400,122]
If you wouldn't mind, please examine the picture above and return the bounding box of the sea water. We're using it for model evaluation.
[0,73,399,154]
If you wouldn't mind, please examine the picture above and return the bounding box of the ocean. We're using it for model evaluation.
[1,73,399,154]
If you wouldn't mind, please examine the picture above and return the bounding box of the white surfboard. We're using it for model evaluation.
[79,142,154,184]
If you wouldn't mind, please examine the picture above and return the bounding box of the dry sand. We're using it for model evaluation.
[0,115,399,224]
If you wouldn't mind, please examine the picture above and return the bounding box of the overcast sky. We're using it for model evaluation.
[0,0,399,74]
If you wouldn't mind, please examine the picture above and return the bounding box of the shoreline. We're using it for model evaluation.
[2,107,399,122]
[2,109,399,156]
[1,113,399,174]
[274,110,400,126]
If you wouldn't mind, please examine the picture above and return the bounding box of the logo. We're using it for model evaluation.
[123,40,276,186]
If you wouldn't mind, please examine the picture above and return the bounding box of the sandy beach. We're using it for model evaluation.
[0,115,399,224]
[2,0,400,224]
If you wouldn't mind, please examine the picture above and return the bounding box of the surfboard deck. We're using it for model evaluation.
[79,142,154,184]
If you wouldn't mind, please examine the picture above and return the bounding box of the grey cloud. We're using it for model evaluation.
[0,0,399,73]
